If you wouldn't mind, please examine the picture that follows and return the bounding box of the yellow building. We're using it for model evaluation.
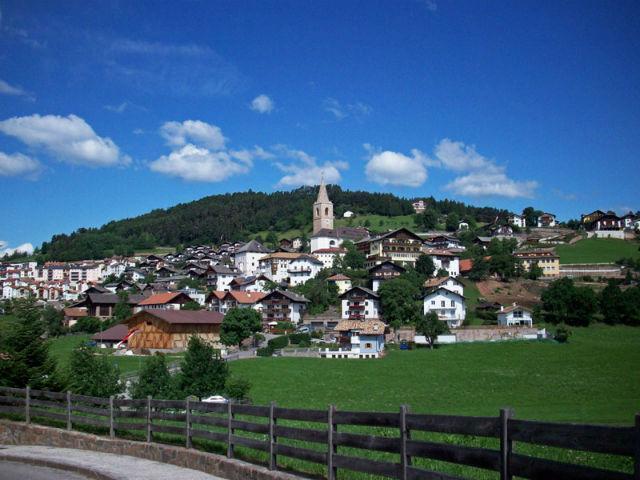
[513,250,560,277]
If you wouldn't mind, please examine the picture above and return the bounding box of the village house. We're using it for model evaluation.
[368,261,406,292]
[322,319,386,359]
[209,290,265,314]
[234,240,272,276]
[63,307,87,327]
[411,199,426,214]
[134,291,194,313]
[123,310,225,351]
[73,293,146,318]
[327,273,352,295]
[508,214,526,229]
[423,287,466,328]
[423,235,463,250]
[424,276,464,296]
[206,264,238,291]
[228,274,271,292]
[261,289,309,326]
[287,254,324,286]
[340,286,380,320]
[356,228,423,267]
[537,212,557,228]
[513,250,560,277]
[497,304,533,327]
[423,249,461,277]
[312,247,346,269]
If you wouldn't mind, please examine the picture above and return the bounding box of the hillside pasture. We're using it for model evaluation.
[555,237,640,264]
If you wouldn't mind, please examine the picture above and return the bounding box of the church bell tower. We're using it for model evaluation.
[313,176,334,234]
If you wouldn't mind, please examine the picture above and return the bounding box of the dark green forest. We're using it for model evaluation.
[34,186,505,261]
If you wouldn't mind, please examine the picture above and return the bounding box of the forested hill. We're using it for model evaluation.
[39,186,506,261]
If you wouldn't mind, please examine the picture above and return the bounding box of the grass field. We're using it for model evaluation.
[335,214,417,232]
[230,325,639,425]
[459,278,482,325]
[555,238,640,264]
[47,334,182,376]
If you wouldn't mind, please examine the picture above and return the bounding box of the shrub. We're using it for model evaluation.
[311,330,323,339]
[554,324,571,343]
[267,335,289,350]
[225,376,251,401]
[276,321,295,331]
[288,333,311,345]
[298,339,311,347]
[257,347,273,357]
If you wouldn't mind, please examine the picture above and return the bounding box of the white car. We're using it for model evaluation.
[202,395,229,404]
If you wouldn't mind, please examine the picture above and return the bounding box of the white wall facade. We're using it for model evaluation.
[423,289,466,328]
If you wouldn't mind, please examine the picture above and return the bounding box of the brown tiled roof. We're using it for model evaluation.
[127,310,224,325]
[224,291,266,304]
[63,307,87,318]
[205,291,226,302]
[327,274,351,281]
[335,320,385,334]
[459,259,473,273]
[424,276,460,288]
[138,292,190,306]
[92,324,128,342]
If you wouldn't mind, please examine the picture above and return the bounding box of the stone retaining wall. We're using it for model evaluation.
[0,420,305,480]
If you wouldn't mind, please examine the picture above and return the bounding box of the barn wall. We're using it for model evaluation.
[126,312,221,350]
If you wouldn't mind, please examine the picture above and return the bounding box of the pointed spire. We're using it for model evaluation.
[316,173,330,203]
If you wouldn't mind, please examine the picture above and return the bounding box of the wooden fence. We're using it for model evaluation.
[0,386,638,480]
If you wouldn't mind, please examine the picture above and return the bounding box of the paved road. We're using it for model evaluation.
[0,445,226,480]
[0,460,90,480]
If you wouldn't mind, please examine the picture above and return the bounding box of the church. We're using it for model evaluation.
[310,179,369,253]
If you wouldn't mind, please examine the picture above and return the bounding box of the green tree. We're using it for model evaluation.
[266,231,279,249]
[131,353,179,399]
[436,268,449,278]
[378,278,422,329]
[182,300,203,311]
[179,336,228,400]
[0,299,61,389]
[341,240,365,269]
[415,254,436,277]
[416,311,450,349]
[42,305,65,337]
[113,291,132,322]
[469,256,489,281]
[527,262,544,280]
[225,376,252,401]
[489,254,517,281]
[415,209,438,230]
[220,308,263,348]
[67,345,120,397]
[293,277,338,315]
[541,278,598,326]
[599,282,626,325]
[445,213,460,232]
[522,207,543,228]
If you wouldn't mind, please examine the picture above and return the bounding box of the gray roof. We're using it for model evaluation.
[340,286,379,299]
[265,289,309,303]
[85,293,146,305]
[236,239,272,254]
[209,264,237,275]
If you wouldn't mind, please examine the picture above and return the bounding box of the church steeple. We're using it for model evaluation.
[313,175,334,234]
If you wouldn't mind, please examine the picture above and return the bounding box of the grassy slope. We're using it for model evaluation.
[555,238,640,264]
[460,278,482,325]
[230,325,640,424]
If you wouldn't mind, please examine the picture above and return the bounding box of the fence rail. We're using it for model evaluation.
[0,385,637,480]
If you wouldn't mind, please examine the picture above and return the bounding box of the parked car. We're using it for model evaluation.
[202,395,228,404]
[296,325,310,333]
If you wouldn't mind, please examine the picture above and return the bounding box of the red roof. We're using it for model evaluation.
[92,324,129,342]
[312,248,347,254]
[138,292,189,306]
[327,274,351,281]
[224,291,266,304]
[460,259,473,273]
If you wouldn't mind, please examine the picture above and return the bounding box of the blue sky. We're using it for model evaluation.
[1,0,639,254]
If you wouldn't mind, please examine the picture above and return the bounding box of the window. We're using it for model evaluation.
[441,301,445,307]
[365,343,372,349]
[431,300,435,305]
[315,208,319,216]
[451,300,455,307]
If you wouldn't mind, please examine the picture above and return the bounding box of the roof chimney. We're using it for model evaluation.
[500,305,504,312]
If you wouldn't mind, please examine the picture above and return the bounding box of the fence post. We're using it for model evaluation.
[269,401,277,470]
[66,391,72,430]
[327,404,337,480]
[186,398,192,449]
[25,386,30,424]
[634,413,639,480]
[109,396,114,438]
[400,404,411,480]
[500,408,513,480]
[227,402,234,458]
[146,395,152,443]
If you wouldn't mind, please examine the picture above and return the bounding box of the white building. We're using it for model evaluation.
[423,287,466,328]
[497,304,533,327]
[424,276,464,296]
[340,286,380,320]
[508,214,526,229]
[287,255,324,286]
[424,249,461,277]
[206,264,238,291]
[343,210,355,218]
[234,240,272,276]
[312,248,346,269]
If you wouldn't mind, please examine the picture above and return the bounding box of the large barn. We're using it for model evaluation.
[123,310,224,351]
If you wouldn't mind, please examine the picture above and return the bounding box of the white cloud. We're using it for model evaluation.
[0,151,41,178]
[445,172,538,198]
[250,94,274,114]
[323,98,372,121]
[160,120,226,150]
[0,79,32,99]
[0,241,35,258]
[272,145,347,187]
[0,114,129,167]
[421,0,438,12]
[434,138,498,172]
[365,149,428,187]
[149,144,252,182]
